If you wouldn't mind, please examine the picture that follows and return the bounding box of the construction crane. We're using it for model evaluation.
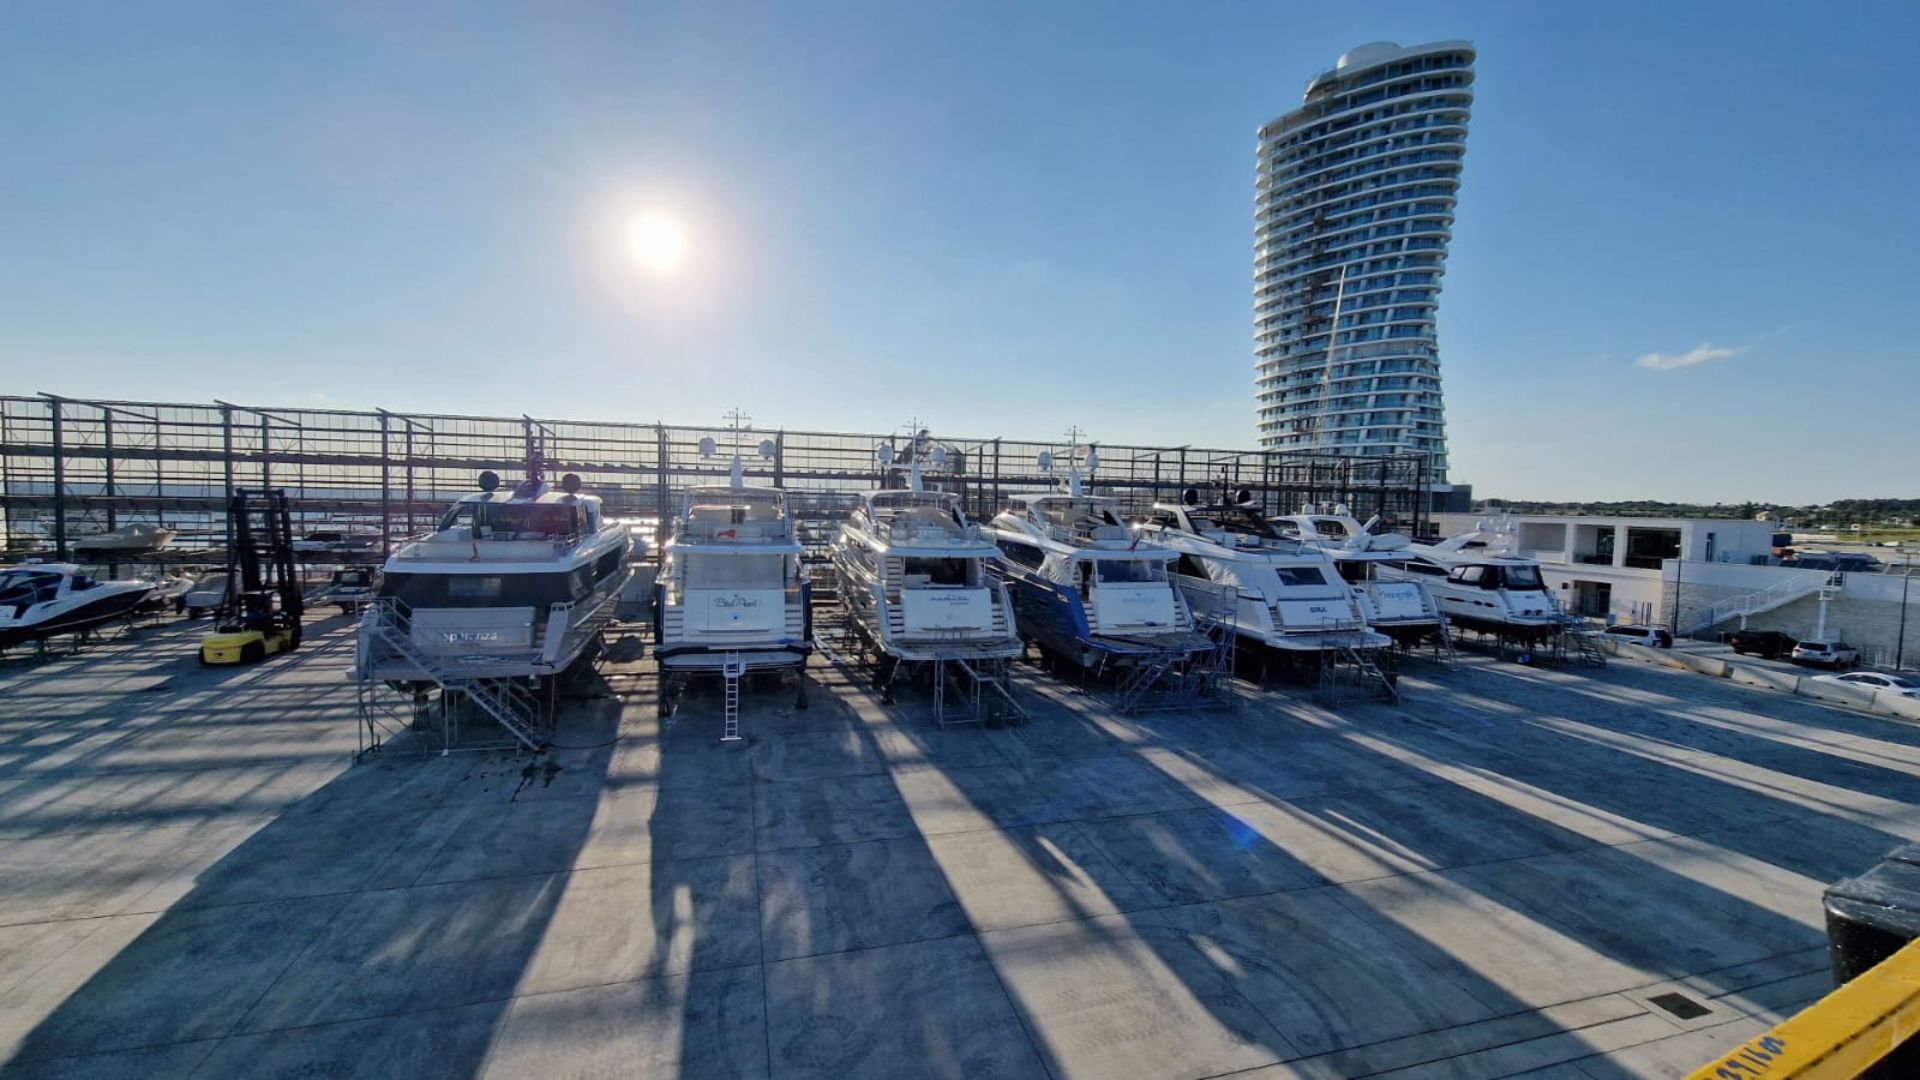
[199,488,305,665]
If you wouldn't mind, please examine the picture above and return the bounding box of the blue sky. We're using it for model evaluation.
[2,1,1913,503]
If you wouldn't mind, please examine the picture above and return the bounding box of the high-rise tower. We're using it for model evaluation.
[1253,41,1473,478]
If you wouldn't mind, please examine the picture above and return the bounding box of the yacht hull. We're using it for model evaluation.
[1000,570,1203,668]
[835,554,1021,664]
[653,581,813,673]
[0,587,152,650]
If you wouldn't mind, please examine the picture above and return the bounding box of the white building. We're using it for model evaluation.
[1254,41,1474,478]
[1432,513,1782,624]
[1426,513,1915,668]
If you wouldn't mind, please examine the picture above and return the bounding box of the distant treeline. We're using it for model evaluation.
[1479,498,1920,522]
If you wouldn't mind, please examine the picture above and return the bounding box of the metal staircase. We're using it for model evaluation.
[1319,643,1398,705]
[1312,615,1397,705]
[1676,570,1841,636]
[460,676,547,749]
[354,597,549,758]
[1560,621,1607,668]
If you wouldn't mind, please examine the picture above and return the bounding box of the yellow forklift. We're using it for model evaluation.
[200,489,305,664]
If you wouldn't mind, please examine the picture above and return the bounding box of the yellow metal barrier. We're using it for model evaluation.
[1690,938,1920,1079]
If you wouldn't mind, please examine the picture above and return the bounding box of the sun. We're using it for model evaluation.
[629,213,687,273]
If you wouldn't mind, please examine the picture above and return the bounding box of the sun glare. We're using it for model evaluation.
[629,213,687,273]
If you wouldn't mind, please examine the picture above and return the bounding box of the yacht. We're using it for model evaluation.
[1269,505,1445,646]
[1136,489,1389,660]
[1382,522,1564,642]
[0,564,154,651]
[73,524,177,555]
[984,457,1208,671]
[356,461,633,682]
[831,445,1021,679]
[654,439,812,690]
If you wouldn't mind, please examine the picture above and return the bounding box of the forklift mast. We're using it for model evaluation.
[225,489,304,623]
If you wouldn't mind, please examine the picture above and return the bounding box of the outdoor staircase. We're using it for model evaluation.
[354,597,548,757]
[1562,622,1607,668]
[1677,571,1841,636]
[460,676,546,750]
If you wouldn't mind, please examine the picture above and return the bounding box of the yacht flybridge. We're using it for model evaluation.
[1383,520,1565,643]
[833,443,1020,667]
[0,564,153,652]
[1137,488,1389,660]
[653,433,812,722]
[356,456,633,685]
[984,446,1210,676]
[1270,505,1445,646]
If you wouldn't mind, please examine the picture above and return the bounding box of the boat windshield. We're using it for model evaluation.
[1274,565,1329,587]
[437,501,583,540]
[1093,559,1165,584]
[1503,565,1544,589]
[472,503,581,541]
[1187,510,1278,539]
[0,570,63,605]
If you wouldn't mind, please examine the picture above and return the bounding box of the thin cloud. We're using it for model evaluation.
[1634,342,1747,371]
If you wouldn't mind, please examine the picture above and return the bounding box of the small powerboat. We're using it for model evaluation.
[0,564,154,651]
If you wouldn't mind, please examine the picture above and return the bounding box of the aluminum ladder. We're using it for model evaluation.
[721,653,745,742]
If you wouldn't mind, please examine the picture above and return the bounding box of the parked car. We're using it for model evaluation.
[1602,624,1673,648]
[1809,671,1920,699]
[1790,640,1860,669]
[181,573,230,617]
[1726,628,1798,659]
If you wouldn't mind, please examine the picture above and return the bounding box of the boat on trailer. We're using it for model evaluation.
[1269,505,1446,647]
[653,435,812,723]
[1135,487,1390,666]
[1381,520,1564,644]
[0,564,154,653]
[830,439,1021,711]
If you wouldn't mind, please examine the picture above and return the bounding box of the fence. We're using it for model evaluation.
[1,393,1434,562]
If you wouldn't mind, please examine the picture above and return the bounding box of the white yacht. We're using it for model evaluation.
[357,463,633,682]
[654,439,812,688]
[72,524,177,555]
[831,449,1020,672]
[984,460,1207,671]
[1382,521,1564,642]
[0,564,154,651]
[1270,505,1445,646]
[1137,489,1389,659]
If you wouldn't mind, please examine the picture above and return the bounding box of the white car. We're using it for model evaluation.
[1810,671,1920,699]
[1790,640,1860,668]
[1602,624,1673,649]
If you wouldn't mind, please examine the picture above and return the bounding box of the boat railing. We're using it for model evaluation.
[873,518,981,546]
[676,519,794,544]
[1044,521,1134,546]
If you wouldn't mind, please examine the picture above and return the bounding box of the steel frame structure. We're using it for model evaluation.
[2,394,1433,562]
